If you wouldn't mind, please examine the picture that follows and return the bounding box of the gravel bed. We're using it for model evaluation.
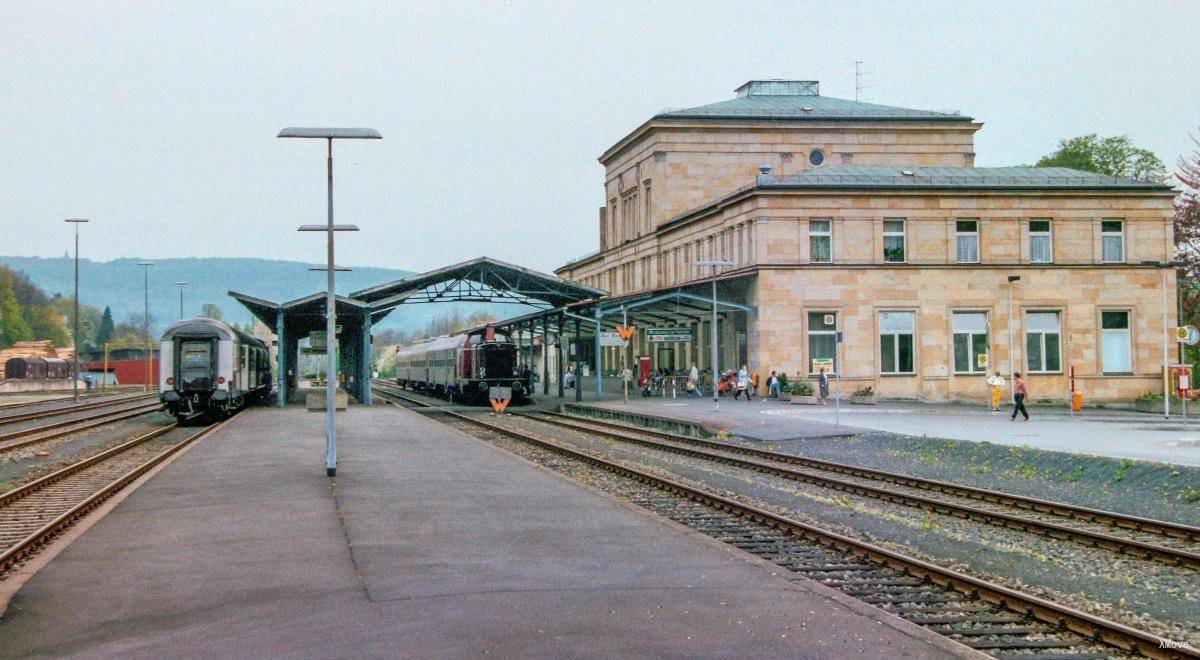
[0,413,174,492]
[489,413,1200,646]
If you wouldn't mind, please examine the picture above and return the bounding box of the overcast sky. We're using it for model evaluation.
[3,1,1198,275]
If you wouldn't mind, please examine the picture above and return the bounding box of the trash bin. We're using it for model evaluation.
[1072,391,1082,412]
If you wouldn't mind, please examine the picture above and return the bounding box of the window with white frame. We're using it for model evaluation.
[880,311,915,374]
[1026,311,1062,373]
[1102,220,1124,263]
[807,312,837,374]
[1029,219,1052,263]
[883,219,906,263]
[809,220,832,263]
[1101,310,1132,373]
[952,312,989,374]
[956,219,979,263]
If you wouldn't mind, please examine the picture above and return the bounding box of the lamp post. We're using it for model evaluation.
[1142,260,1182,418]
[64,219,89,401]
[174,282,187,319]
[697,259,734,411]
[1007,275,1021,401]
[280,127,381,478]
[137,262,154,392]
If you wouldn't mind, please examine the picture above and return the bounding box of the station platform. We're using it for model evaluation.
[0,404,968,658]
[576,395,1200,466]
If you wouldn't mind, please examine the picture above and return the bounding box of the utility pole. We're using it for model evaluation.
[138,262,154,392]
[65,219,89,401]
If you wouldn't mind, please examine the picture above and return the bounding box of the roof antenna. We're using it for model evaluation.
[855,61,874,102]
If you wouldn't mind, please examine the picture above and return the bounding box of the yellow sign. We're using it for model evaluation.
[977,353,989,368]
[616,325,637,340]
[811,358,834,373]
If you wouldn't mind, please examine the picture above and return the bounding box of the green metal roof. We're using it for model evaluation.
[657,86,971,122]
[756,167,1172,191]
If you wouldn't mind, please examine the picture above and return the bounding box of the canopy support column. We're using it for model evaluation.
[541,316,549,396]
[361,310,372,405]
[557,312,564,399]
[276,314,286,407]
[594,306,602,400]
[574,316,582,402]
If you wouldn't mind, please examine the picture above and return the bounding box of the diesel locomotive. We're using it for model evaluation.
[158,318,272,421]
[394,327,527,402]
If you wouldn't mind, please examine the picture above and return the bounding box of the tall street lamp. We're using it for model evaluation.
[174,281,188,319]
[137,261,154,392]
[64,219,89,401]
[1007,275,1021,401]
[697,260,734,411]
[279,127,382,478]
[1142,260,1182,418]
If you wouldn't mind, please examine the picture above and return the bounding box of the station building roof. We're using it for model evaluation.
[656,80,972,123]
[755,167,1174,192]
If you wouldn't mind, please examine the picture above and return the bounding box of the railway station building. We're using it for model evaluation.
[552,80,1178,403]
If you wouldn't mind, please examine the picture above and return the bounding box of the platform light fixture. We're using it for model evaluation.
[137,261,155,392]
[280,126,382,478]
[174,282,188,319]
[1142,260,1183,418]
[1006,275,1020,401]
[64,219,89,401]
[697,259,735,411]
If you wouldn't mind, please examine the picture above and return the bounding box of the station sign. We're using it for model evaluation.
[599,332,628,347]
[647,327,693,343]
[308,328,342,346]
[811,357,834,373]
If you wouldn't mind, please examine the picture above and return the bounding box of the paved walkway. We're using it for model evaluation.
[585,397,1200,466]
[0,405,966,658]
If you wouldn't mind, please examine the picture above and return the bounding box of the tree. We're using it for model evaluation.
[1175,130,1200,331]
[95,306,115,347]
[1036,134,1167,181]
[0,269,32,348]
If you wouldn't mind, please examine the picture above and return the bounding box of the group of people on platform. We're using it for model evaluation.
[562,362,1032,420]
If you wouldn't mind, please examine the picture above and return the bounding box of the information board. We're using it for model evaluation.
[599,332,628,347]
[646,327,693,343]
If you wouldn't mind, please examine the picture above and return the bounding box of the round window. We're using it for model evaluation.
[808,148,825,167]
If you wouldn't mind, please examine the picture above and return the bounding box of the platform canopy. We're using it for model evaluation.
[228,291,370,334]
[350,256,605,322]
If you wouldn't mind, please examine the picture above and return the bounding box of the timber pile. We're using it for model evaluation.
[0,341,60,377]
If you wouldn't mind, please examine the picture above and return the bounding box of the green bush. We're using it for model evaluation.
[777,372,789,389]
[790,380,814,396]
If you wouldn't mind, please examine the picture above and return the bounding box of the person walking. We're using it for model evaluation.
[987,371,1005,412]
[734,364,751,400]
[688,364,701,397]
[817,367,830,405]
[1010,372,1030,421]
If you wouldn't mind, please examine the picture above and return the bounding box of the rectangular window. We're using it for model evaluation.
[952,312,988,374]
[883,219,906,262]
[880,311,915,374]
[809,220,832,263]
[643,182,652,234]
[1102,220,1124,263]
[955,219,979,263]
[807,312,837,374]
[1026,311,1062,373]
[1101,311,1132,373]
[1029,219,1052,263]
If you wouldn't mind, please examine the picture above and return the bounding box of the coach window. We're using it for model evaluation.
[809,220,832,263]
[1026,311,1062,373]
[879,311,915,374]
[1102,220,1125,263]
[1101,310,1132,373]
[807,312,837,374]
[883,219,906,263]
[956,219,979,263]
[952,312,988,374]
[1029,219,1053,263]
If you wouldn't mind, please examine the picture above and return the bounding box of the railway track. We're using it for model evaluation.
[0,418,226,576]
[0,388,144,411]
[0,393,158,427]
[511,409,1200,572]
[0,401,164,454]
[373,384,1198,659]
